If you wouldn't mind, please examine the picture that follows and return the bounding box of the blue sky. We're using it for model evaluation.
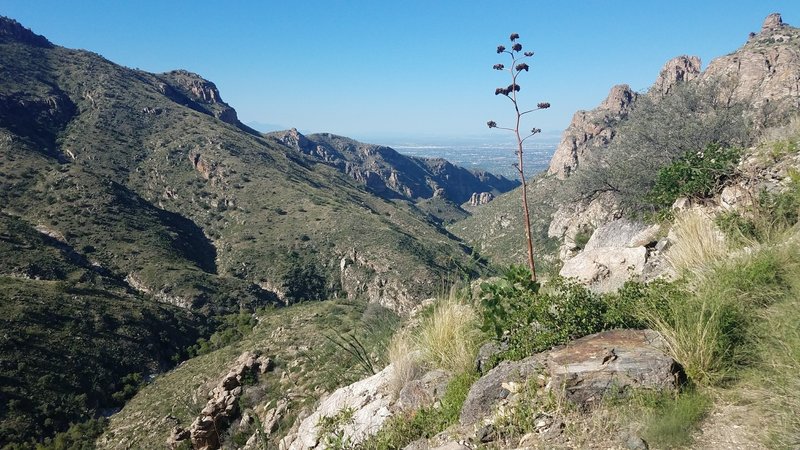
[3,1,799,143]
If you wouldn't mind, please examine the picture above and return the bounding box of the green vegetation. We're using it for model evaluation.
[639,389,711,449]
[0,277,200,447]
[647,144,741,212]
[473,181,800,447]
[99,300,399,449]
[479,266,644,363]
[2,418,108,450]
[571,80,752,213]
[187,312,258,358]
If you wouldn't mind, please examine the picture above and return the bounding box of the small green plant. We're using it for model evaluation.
[647,143,741,211]
[479,265,540,341]
[480,268,643,363]
[324,331,377,376]
[641,389,711,449]
[317,408,355,450]
[573,228,593,250]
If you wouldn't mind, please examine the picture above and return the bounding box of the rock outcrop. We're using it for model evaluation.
[281,364,396,450]
[701,13,800,117]
[460,329,680,427]
[272,130,518,205]
[558,219,661,293]
[547,191,623,260]
[469,192,494,206]
[0,16,52,47]
[169,352,273,450]
[546,84,637,179]
[651,55,702,97]
[159,70,241,126]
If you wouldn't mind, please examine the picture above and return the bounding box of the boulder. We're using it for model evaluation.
[583,219,660,251]
[547,329,680,408]
[460,355,545,426]
[559,247,648,293]
[396,370,451,412]
[459,330,680,425]
[282,364,396,449]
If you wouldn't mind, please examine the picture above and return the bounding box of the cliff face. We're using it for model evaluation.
[702,13,800,113]
[546,84,638,179]
[547,13,800,179]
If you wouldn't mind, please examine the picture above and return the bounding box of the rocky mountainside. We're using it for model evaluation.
[0,16,495,445]
[455,13,800,267]
[272,129,518,222]
[547,13,800,180]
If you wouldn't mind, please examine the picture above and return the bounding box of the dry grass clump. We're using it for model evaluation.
[666,209,729,274]
[416,296,481,374]
[386,330,422,397]
[387,293,481,395]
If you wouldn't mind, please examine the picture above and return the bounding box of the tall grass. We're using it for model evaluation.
[387,291,481,395]
[666,209,728,275]
[643,242,796,386]
[754,298,800,448]
[386,331,422,397]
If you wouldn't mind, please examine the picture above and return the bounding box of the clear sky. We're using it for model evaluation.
[2,1,799,142]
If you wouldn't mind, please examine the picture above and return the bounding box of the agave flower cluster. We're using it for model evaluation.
[486,33,550,281]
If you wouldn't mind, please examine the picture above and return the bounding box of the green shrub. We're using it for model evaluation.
[186,312,257,357]
[641,389,711,449]
[480,268,644,363]
[573,228,593,250]
[646,144,741,211]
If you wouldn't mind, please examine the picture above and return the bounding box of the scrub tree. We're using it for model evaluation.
[487,33,550,281]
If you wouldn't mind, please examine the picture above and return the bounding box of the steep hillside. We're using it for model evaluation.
[0,16,485,311]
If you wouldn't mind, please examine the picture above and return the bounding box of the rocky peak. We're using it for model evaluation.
[159,70,240,125]
[546,84,638,178]
[275,128,309,150]
[762,13,784,33]
[651,55,701,97]
[0,16,52,48]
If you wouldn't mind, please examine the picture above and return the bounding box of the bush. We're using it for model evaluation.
[186,312,257,357]
[646,144,741,211]
[479,267,644,362]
